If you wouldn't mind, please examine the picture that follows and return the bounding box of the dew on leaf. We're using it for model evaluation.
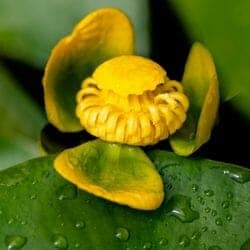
[158,237,168,246]
[21,220,27,225]
[215,218,223,226]
[178,235,190,247]
[30,194,37,200]
[52,234,68,249]
[226,214,232,221]
[221,168,250,183]
[204,190,214,197]
[32,180,37,185]
[8,218,14,224]
[205,207,211,213]
[191,184,199,192]
[197,196,205,205]
[211,230,217,235]
[201,226,208,232]
[75,221,85,229]
[165,194,199,223]
[74,243,80,248]
[191,231,201,240]
[221,201,230,209]
[211,210,217,217]
[115,227,130,241]
[5,235,27,249]
[57,184,77,201]
[142,241,152,249]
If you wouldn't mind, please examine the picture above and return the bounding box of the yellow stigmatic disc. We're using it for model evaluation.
[76,55,189,146]
[93,55,167,96]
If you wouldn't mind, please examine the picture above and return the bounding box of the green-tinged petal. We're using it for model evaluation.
[170,42,219,156]
[54,139,164,210]
[43,8,135,132]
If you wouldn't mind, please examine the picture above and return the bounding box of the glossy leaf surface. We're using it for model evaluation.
[0,151,249,249]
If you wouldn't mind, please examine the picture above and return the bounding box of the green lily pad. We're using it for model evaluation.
[0,150,249,249]
[170,43,219,156]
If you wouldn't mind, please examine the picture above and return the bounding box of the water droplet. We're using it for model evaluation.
[32,180,37,185]
[75,221,85,229]
[165,195,199,223]
[205,207,211,213]
[222,168,250,183]
[211,230,217,235]
[57,184,77,201]
[2,171,27,187]
[142,242,152,249]
[201,226,208,232]
[240,238,250,250]
[74,243,80,248]
[197,196,205,205]
[211,210,217,217]
[227,192,233,199]
[192,184,199,192]
[21,220,27,225]
[30,194,37,200]
[52,234,68,249]
[8,218,14,224]
[191,231,201,240]
[115,227,129,241]
[208,246,222,250]
[5,235,27,249]
[178,235,190,247]
[215,218,223,226]
[158,238,168,246]
[221,201,230,209]
[204,190,214,197]
[226,214,232,221]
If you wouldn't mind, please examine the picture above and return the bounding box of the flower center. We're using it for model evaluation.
[76,77,189,145]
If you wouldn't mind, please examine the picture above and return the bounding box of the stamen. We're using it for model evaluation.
[76,79,189,145]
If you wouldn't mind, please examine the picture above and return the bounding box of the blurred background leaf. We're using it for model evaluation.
[170,0,250,121]
[0,65,45,169]
[0,0,150,68]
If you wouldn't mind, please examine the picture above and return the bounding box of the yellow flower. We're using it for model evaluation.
[42,8,219,210]
[76,55,189,145]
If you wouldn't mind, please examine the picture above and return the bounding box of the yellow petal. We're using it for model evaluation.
[43,8,135,132]
[170,42,219,156]
[54,139,164,210]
